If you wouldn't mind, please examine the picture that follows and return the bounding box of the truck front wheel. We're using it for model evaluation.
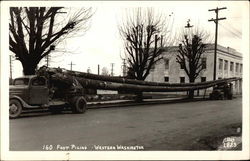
[9,99,22,119]
[71,97,87,114]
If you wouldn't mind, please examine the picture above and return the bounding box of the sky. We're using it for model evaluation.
[10,1,247,78]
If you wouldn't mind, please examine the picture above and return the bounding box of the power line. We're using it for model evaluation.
[222,21,242,35]
[219,23,241,37]
[218,23,242,39]
[226,16,241,19]
[208,7,227,80]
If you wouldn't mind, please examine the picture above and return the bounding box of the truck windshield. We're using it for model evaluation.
[14,78,30,85]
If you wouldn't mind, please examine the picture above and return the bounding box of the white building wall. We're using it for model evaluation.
[146,44,242,95]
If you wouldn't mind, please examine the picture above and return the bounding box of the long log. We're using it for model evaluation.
[75,77,239,92]
[37,66,241,88]
[66,69,241,87]
[37,68,240,92]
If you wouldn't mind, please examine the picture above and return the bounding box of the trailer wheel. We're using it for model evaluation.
[9,99,22,119]
[71,97,87,114]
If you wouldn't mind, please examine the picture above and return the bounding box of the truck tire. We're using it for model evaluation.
[71,97,87,114]
[9,99,22,119]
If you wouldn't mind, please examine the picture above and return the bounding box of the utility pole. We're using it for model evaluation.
[45,45,55,67]
[98,64,100,75]
[45,54,51,67]
[111,63,114,76]
[68,61,75,71]
[121,59,127,77]
[208,7,227,80]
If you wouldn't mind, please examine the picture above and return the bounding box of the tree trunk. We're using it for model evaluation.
[188,90,194,99]
[135,76,144,102]
[188,78,195,99]
[22,61,37,75]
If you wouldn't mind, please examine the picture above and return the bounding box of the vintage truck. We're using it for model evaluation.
[9,75,87,119]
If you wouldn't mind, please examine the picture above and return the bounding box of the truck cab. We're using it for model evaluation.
[9,75,87,119]
[9,76,50,118]
[10,76,49,104]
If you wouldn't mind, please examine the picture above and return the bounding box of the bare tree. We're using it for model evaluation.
[119,8,173,80]
[101,67,109,76]
[87,67,92,73]
[9,7,93,75]
[176,29,209,98]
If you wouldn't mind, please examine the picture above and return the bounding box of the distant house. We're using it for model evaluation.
[146,44,242,95]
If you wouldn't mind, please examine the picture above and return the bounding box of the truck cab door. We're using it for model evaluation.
[29,77,49,105]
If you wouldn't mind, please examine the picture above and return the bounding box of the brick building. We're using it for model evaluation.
[146,44,242,95]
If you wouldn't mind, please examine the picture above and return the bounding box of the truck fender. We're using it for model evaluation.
[9,96,36,108]
[9,96,26,107]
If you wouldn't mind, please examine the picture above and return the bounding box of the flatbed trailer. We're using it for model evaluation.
[9,66,241,118]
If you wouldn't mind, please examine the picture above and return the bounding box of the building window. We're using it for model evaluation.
[164,59,169,70]
[164,76,169,82]
[201,77,206,82]
[219,59,223,70]
[236,63,239,73]
[180,62,185,69]
[201,58,206,69]
[230,62,234,71]
[240,64,243,73]
[180,77,185,83]
[224,60,228,70]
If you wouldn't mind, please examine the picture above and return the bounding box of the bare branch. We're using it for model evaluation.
[176,28,209,84]
[9,7,94,75]
[119,8,172,80]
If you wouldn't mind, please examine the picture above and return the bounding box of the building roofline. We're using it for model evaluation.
[205,44,242,58]
[164,44,242,58]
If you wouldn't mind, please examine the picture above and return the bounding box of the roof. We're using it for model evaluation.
[163,44,242,58]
